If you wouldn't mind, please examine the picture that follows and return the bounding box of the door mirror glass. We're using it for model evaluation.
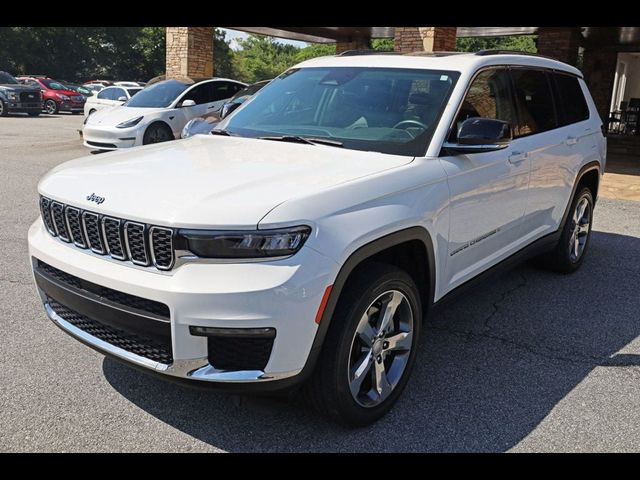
[443,118,512,154]
[181,99,196,108]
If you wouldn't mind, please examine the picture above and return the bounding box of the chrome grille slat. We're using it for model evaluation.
[149,227,174,270]
[39,196,174,271]
[124,222,150,266]
[102,217,127,261]
[65,207,86,248]
[82,211,106,255]
[50,201,70,242]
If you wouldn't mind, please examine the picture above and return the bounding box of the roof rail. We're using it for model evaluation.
[475,49,559,61]
[404,51,468,57]
[337,50,400,56]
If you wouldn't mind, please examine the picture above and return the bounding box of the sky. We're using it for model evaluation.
[221,28,308,50]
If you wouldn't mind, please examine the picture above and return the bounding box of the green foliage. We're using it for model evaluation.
[294,43,336,63]
[456,35,537,53]
[371,38,395,52]
[230,35,300,83]
[213,28,235,79]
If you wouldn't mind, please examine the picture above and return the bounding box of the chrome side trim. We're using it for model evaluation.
[45,302,301,383]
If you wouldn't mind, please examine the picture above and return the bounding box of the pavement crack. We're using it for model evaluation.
[0,277,32,287]
[481,271,528,332]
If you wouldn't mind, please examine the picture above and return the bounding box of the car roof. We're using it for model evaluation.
[294,51,583,78]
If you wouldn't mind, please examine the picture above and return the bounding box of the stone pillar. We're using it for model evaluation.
[582,47,618,121]
[166,27,214,79]
[336,37,370,54]
[537,27,582,66]
[394,27,457,54]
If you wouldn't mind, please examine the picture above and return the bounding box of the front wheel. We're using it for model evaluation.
[0,99,7,117]
[44,99,58,115]
[306,263,422,426]
[143,122,173,145]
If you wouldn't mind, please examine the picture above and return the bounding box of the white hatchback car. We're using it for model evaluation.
[82,77,246,150]
[84,85,143,117]
[30,51,605,425]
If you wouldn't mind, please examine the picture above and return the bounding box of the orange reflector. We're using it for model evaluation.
[315,285,333,324]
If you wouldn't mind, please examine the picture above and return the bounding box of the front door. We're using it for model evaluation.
[439,68,531,291]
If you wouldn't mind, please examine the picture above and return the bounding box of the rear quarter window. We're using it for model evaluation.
[554,73,590,125]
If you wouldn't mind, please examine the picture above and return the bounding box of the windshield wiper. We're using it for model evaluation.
[258,135,343,147]
[211,128,236,136]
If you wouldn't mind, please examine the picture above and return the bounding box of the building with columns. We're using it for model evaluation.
[165,26,640,135]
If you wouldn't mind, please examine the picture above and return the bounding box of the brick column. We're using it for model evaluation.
[394,27,457,54]
[166,27,214,79]
[336,37,370,54]
[537,27,582,66]
[582,47,618,121]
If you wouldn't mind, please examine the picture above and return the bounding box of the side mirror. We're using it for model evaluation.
[180,99,196,108]
[117,96,127,102]
[220,102,241,119]
[442,118,512,154]
[181,117,215,139]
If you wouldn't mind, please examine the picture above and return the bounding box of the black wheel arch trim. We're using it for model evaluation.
[560,161,601,229]
[293,226,437,387]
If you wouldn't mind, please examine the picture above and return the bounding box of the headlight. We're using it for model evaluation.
[116,116,143,128]
[178,226,311,259]
[56,93,70,100]
[7,92,19,101]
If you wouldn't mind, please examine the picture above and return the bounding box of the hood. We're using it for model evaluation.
[86,105,168,126]
[39,135,413,229]
[0,83,40,93]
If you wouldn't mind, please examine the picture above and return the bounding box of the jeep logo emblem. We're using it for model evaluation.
[86,193,105,205]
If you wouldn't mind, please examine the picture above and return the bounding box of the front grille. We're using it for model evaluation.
[71,95,84,102]
[40,196,175,271]
[38,260,170,318]
[50,201,70,242]
[48,298,173,364]
[207,336,274,371]
[20,91,41,102]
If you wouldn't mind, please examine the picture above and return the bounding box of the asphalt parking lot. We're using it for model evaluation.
[1,113,639,452]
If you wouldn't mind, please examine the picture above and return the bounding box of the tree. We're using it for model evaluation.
[456,35,537,53]
[371,38,395,52]
[295,43,336,63]
[231,34,299,83]
[213,28,235,79]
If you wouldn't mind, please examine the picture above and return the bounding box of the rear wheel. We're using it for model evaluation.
[143,122,173,145]
[44,99,58,115]
[306,263,422,426]
[538,187,594,273]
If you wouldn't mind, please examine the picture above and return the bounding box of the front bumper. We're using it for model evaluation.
[82,123,141,150]
[28,220,337,388]
[58,101,85,113]
[6,101,42,113]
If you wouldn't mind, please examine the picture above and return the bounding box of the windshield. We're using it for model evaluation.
[42,79,68,90]
[0,72,19,84]
[221,67,459,156]
[126,79,190,108]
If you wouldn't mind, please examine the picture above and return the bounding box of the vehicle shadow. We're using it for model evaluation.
[5,113,60,119]
[103,230,640,452]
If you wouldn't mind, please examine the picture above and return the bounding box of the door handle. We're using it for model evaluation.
[566,136,578,145]
[207,104,217,110]
[508,151,528,164]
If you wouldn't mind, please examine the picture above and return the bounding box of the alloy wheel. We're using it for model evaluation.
[348,290,414,407]
[569,196,591,262]
[45,100,57,115]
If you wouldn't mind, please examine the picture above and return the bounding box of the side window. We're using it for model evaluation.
[112,88,126,100]
[181,84,209,105]
[97,88,111,100]
[210,82,239,102]
[511,69,557,137]
[451,68,515,140]
[554,73,589,125]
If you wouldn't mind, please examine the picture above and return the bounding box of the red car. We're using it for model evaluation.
[17,76,85,115]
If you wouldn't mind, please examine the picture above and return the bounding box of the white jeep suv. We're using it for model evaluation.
[28,51,605,426]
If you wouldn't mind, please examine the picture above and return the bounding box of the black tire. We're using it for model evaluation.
[0,99,7,117]
[143,122,173,145]
[28,111,40,117]
[306,262,422,426]
[44,99,58,115]
[538,187,594,273]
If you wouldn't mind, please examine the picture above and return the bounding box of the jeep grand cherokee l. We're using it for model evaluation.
[0,71,42,116]
[29,51,605,426]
